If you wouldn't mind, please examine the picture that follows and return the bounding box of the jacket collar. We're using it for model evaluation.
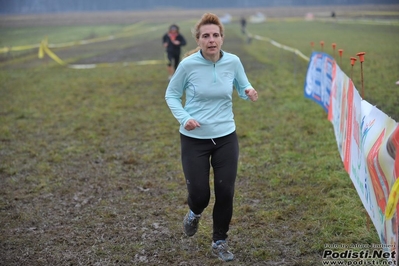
[198,50,224,64]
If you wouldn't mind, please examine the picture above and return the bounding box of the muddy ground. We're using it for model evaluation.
[1,5,397,266]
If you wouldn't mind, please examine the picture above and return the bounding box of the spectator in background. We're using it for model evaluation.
[240,16,247,34]
[162,24,187,80]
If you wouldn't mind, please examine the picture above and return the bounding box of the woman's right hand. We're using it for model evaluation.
[184,119,200,131]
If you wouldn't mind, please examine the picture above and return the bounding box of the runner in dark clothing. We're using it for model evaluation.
[162,24,187,80]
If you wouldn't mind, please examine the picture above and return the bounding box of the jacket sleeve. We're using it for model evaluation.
[165,65,193,127]
[233,57,252,100]
[162,34,168,44]
[178,34,187,47]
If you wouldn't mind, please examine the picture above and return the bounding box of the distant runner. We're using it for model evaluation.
[162,24,187,80]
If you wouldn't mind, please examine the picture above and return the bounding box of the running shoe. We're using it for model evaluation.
[183,210,201,237]
[211,240,234,262]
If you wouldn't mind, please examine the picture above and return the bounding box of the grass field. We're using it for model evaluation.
[1,5,399,265]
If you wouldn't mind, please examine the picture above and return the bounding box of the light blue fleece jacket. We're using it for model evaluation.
[165,50,253,139]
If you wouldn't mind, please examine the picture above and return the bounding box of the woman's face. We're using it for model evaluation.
[197,24,223,60]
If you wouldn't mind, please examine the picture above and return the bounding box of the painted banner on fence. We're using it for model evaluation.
[305,51,399,260]
[304,52,334,112]
[361,105,399,249]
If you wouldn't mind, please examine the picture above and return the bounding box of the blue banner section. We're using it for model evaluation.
[304,52,335,112]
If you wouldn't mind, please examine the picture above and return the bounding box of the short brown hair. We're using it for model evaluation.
[183,47,201,58]
[193,13,224,40]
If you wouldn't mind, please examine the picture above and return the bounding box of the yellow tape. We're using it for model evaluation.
[42,45,66,65]
[1,22,164,54]
[38,41,44,59]
[5,20,181,68]
[68,60,165,69]
[385,177,399,220]
[0,44,40,53]
[0,22,142,53]
[36,33,166,68]
[45,24,163,50]
[38,37,66,66]
[122,21,146,32]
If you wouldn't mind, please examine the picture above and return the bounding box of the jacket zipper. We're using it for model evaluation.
[213,64,216,83]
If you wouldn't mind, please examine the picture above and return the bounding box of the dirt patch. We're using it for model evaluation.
[74,39,164,64]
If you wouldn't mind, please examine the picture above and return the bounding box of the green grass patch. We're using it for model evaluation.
[1,10,397,265]
[0,25,126,47]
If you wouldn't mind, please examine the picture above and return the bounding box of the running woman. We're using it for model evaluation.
[165,13,258,262]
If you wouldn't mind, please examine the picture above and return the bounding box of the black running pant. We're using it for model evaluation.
[180,131,238,242]
[167,52,181,70]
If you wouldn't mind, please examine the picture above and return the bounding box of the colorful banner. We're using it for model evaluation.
[305,52,399,263]
[304,52,335,112]
[361,105,399,249]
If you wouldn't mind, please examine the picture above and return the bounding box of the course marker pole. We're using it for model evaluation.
[350,57,357,80]
[320,41,324,52]
[338,49,343,66]
[357,52,366,99]
[332,43,336,58]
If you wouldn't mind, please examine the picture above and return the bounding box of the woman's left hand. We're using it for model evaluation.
[245,88,258,102]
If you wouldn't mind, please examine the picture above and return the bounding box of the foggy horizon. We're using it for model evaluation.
[0,0,398,15]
